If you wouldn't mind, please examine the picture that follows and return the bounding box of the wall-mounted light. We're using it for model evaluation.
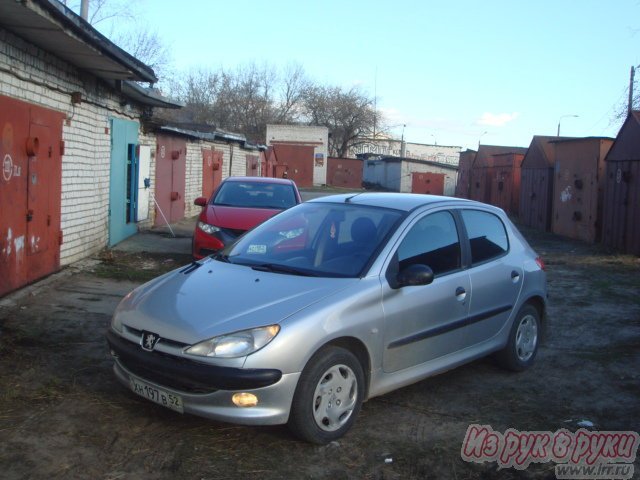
[70,92,82,105]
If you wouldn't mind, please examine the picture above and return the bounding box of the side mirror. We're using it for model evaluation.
[194,197,207,207]
[396,264,434,288]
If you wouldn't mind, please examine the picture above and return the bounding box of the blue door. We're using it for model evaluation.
[109,118,139,246]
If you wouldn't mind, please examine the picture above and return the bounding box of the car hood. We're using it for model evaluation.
[114,259,358,345]
[204,205,282,231]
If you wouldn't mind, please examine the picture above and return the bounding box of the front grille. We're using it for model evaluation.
[119,354,217,394]
[123,325,188,350]
[119,326,214,393]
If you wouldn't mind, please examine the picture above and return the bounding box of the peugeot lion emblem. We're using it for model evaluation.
[141,331,160,351]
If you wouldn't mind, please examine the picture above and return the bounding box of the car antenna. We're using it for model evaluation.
[345,192,364,203]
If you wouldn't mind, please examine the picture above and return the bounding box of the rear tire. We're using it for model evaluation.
[288,346,364,444]
[496,304,540,372]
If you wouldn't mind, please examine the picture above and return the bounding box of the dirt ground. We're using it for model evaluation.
[0,227,639,479]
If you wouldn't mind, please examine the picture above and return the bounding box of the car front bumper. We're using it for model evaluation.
[107,330,300,425]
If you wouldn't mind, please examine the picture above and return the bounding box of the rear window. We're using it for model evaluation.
[213,181,297,209]
[461,210,508,264]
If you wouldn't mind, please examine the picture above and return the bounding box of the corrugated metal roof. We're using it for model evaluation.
[157,125,264,150]
[0,0,156,83]
[121,82,183,109]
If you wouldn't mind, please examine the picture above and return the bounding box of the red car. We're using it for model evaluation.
[192,177,302,259]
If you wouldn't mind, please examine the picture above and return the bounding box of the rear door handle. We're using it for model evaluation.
[455,287,466,301]
[511,270,520,282]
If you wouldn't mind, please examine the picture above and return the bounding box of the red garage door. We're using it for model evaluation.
[155,134,186,225]
[411,172,445,195]
[0,95,64,297]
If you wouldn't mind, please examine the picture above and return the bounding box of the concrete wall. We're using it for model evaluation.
[266,124,329,185]
[0,27,144,265]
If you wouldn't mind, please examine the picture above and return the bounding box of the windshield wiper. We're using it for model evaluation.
[213,252,231,263]
[251,263,317,277]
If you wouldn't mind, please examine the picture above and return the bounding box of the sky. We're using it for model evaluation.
[91,0,639,151]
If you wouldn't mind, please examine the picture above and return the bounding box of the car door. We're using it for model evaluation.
[459,209,523,346]
[381,210,471,373]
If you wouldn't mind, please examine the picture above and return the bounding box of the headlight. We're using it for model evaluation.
[198,221,220,235]
[184,325,280,358]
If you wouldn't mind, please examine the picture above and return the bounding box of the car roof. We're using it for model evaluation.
[308,192,484,212]
[223,176,295,186]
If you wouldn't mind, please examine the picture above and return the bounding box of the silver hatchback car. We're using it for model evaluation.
[107,193,547,444]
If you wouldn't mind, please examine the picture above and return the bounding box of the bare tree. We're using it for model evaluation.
[163,63,382,148]
[164,63,311,142]
[276,62,309,123]
[64,0,172,80]
[302,85,378,157]
[613,67,639,124]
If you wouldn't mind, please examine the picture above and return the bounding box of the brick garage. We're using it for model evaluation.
[0,1,178,294]
[151,125,264,222]
[361,155,458,195]
[266,125,329,186]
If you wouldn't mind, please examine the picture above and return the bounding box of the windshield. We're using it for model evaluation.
[212,181,297,209]
[219,202,405,277]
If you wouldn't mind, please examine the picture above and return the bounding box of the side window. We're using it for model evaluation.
[396,211,461,276]
[461,210,509,264]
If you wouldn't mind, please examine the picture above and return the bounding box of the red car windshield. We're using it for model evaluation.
[213,181,297,210]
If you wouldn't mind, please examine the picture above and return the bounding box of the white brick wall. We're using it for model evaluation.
[184,140,204,218]
[137,132,157,230]
[398,161,458,195]
[266,124,329,185]
[1,27,144,265]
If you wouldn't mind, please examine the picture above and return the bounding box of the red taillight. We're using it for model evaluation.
[535,257,546,271]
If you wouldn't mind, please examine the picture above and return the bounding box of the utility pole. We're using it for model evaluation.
[80,0,89,20]
[629,66,636,115]
[373,67,377,139]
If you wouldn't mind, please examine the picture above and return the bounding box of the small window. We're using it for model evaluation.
[396,211,461,276]
[461,210,508,264]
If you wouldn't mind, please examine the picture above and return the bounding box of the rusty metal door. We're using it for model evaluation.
[155,135,186,225]
[1,98,29,296]
[212,150,223,192]
[0,95,63,297]
[202,148,214,199]
[245,154,259,176]
[411,172,445,195]
[490,170,513,213]
[201,149,223,199]
[27,123,50,256]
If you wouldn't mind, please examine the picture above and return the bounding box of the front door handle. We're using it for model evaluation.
[455,287,467,301]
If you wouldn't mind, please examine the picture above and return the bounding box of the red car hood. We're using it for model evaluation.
[203,205,282,231]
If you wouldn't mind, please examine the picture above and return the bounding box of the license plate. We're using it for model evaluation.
[129,377,184,413]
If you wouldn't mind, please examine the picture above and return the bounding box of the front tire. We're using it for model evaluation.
[496,304,541,372]
[288,346,364,444]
